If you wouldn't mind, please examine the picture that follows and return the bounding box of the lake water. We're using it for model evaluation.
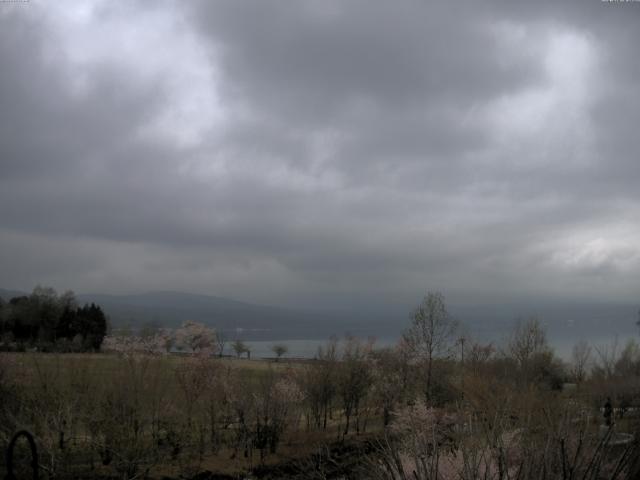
[232,333,638,361]
[229,337,396,359]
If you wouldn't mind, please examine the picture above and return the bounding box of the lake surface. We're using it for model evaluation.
[229,337,396,359]
[232,333,638,361]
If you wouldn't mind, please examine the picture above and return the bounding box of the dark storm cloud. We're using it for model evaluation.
[191,1,540,113]
[188,0,540,188]
[1,0,640,307]
[0,22,161,180]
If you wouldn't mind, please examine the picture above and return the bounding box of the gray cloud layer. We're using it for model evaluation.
[1,0,639,310]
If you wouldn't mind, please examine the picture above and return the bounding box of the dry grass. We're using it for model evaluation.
[0,352,362,479]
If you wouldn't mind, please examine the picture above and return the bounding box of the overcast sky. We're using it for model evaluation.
[1,0,639,310]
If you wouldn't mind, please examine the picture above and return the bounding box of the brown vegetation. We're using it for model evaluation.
[2,292,640,479]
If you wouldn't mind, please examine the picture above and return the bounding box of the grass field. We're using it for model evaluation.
[4,343,639,480]
[0,351,380,479]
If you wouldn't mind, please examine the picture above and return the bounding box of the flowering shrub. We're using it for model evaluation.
[102,321,216,356]
[102,330,173,355]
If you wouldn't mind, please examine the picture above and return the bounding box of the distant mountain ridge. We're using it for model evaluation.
[0,288,395,340]
[76,290,339,340]
[1,288,638,345]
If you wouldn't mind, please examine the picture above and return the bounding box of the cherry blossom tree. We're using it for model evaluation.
[174,321,217,356]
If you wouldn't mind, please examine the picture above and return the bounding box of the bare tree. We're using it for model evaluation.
[570,340,592,383]
[371,344,412,426]
[507,316,549,384]
[337,336,374,435]
[271,343,288,361]
[466,340,495,376]
[614,339,640,377]
[404,292,457,403]
[253,369,302,459]
[593,337,619,380]
[174,356,211,428]
[299,337,338,431]
[231,339,247,359]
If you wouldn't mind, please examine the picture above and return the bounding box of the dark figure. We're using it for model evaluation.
[604,397,613,427]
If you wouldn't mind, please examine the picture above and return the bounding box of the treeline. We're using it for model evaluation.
[0,286,108,352]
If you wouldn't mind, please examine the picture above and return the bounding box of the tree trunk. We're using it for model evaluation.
[426,353,433,404]
[344,411,351,435]
[323,403,328,430]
